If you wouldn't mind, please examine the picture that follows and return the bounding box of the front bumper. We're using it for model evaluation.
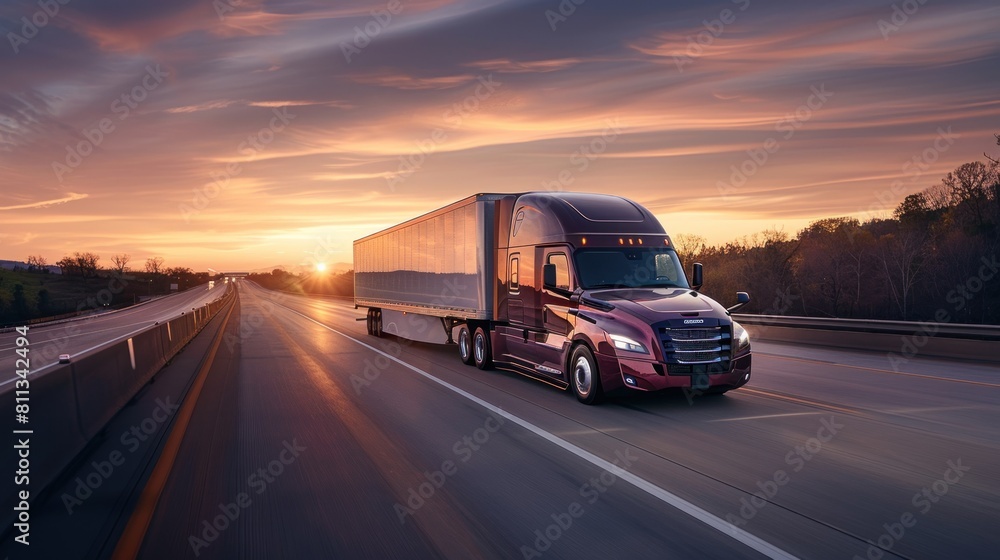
[597,352,752,392]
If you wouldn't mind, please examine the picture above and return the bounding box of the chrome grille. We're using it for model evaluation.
[659,325,732,372]
[668,329,718,341]
[674,340,723,352]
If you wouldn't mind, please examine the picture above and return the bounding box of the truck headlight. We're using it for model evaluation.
[733,321,750,353]
[609,334,648,354]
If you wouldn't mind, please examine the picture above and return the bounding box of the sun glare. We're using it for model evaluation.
[316,262,328,272]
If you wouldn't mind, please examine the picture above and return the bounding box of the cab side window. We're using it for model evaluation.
[509,255,520,293]
[547,253,570,290]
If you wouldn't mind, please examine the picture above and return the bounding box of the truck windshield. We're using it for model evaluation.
[574,248,690,290]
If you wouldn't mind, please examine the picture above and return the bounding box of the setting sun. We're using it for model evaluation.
[315,262,328,273]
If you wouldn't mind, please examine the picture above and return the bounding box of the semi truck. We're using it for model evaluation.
[353,192,752,404]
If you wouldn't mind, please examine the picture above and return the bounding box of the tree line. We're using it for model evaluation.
[676,136,1000,324]
[0,252,209,324]
[247,135,999,325]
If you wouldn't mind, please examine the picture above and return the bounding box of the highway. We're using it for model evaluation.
[0,282,227,381]
[6,281,998,559]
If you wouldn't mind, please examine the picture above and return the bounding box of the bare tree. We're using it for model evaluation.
[796,218,862,317]
[672,233,706,266]
[111,254,131,275]
[985,133,999,165]
[941,161,998,230]
[922,182,954,211]
[73,252,100,277]
[145,257,165,274]
[26,255,48,272]
[56,256,78,276]
[877,229,927,320]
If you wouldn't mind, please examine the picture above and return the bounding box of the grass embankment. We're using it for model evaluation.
[0,269,171,325]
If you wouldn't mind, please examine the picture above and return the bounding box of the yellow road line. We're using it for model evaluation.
[111,297,236,560]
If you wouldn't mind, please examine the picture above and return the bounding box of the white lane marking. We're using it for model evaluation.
[709,412,821,423]
[0,322,154,352]
[278,304,800,560]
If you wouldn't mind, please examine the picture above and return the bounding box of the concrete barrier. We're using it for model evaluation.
[2,290,237,521]
[132,326,167,383]
[0,364,89,531]
[165,316,190,355]
[72,341,138,439]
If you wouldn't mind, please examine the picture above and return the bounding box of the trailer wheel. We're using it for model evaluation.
[374,309,383,338]
[458,326,474,365]
[365,309,374,336]
[473,327,493,370]
[570,345,603,405]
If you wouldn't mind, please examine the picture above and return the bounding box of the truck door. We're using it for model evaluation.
[496,252,530,367]
[541,250,573,334]
[532,247,575,377]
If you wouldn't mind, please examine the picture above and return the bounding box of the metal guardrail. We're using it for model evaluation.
[733,314,1000,341]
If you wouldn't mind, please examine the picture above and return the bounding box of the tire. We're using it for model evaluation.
[473,327,492,370]
[458,326,475,366]
[570,345,603,405]
[366,309,374,336]
[374,309,383,338]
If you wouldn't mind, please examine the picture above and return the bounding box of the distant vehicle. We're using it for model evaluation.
[353,192,752,404]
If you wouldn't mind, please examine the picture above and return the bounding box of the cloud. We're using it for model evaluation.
[165,99,352,113]
[350,72,476,90]
[0,192,89,211]
[2,0,999,268]
[466,58,584,73]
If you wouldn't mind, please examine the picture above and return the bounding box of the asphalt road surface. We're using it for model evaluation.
[8,281,998,559]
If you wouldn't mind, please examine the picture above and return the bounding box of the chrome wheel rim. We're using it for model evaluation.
[460,330,470,360]
[474,333,485,363]
[574,356,592,396]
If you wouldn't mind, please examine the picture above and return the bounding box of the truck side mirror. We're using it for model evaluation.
[691,263,703,291]
[543,263,557,288]
[727,292,750,313]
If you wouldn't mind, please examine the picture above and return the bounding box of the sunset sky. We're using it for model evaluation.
[1,0,999,272]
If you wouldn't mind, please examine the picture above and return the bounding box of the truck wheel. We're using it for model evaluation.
[570,345,603,405]
[374,309,383,338]
[366,309,374,335]
[458,326,475,366]
[473,327,493,370]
